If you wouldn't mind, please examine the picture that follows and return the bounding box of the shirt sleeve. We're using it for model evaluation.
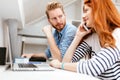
[72,41,92,62]
[77,47,120,77]
[45,47,51,58]
[59,26,77,58]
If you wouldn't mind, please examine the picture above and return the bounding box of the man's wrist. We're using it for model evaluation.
[46,32,53,38]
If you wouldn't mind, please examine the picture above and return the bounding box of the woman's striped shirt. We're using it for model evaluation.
[72,28,120,80]
[73,42,120,80]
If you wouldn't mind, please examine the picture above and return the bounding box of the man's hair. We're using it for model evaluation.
[45,1,64,19]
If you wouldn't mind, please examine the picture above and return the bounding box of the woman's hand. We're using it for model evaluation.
[75,23,91,38]
[49,59,61,69]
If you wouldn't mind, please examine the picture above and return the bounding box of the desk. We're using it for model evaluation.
[0,65,9,72]
[0,67,99,80]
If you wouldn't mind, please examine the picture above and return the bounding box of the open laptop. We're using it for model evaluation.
[7,25,54,71]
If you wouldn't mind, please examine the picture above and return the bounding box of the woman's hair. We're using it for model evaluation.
[84,0,120,47]
[45,1,64,19]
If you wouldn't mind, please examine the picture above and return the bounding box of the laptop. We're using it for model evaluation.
[7,25,54,71]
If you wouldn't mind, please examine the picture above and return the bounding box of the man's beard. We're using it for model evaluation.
[52,23,65,31]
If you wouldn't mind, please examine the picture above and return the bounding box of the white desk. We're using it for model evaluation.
[0,66,99,80]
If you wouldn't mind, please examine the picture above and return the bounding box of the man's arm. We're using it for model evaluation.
[22,52,47,59]
[62,35,82,62]
[43,25,62,61]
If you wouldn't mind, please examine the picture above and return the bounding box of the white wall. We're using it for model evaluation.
[0,18,4,47]
[0,0,21,21]
[0,0,19,47]
[3,19,22,59]
[20,0,79,24]
[23,44,47,53]
[115,5,120,12]
[112,0,120,12]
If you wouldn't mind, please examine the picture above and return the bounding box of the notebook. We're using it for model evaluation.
[7,25,54,71]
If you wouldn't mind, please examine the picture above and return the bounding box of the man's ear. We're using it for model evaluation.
[48,18,50,23]
[64,14,66,16]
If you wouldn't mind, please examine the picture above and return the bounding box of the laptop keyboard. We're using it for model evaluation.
[18,63,37,68]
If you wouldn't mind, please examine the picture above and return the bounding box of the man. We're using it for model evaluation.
[22,1,77,61]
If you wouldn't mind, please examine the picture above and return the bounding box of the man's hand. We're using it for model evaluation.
[21,53,34,58]
[42,25,52,37]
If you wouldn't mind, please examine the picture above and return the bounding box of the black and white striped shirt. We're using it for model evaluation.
[72,28,120,80]
[72,41,92,62]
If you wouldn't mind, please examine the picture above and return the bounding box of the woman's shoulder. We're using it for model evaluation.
[112,28,120,37]
[113,28,120,49]
[113,28,120,34]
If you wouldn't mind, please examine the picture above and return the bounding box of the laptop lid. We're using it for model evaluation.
[6,24,14,70]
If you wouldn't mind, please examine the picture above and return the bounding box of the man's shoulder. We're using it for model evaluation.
[66,23,76,28]
[62,23,77,36]
[65,23,77,31]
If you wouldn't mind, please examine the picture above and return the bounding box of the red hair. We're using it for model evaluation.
[84,0,120,47]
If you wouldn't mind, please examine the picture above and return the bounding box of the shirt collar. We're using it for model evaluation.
[55,23,68,36]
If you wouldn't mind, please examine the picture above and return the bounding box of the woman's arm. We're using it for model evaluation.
[62,35,82,62]
[50,59,77,72]
[62,25,91,62]
[50,47,120,76]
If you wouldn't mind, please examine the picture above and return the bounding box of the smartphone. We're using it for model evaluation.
[83,24,89,31]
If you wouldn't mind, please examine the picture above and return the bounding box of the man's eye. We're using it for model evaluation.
[59,15,63,18]
[51,18,57,20]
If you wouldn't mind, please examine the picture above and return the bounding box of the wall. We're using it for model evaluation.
[20,0,80,24]
[0,18,4,47]
[3,19,22,59]
[112,0,120,11]
[0,0,21,21]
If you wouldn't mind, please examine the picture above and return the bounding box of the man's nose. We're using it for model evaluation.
[56,17,61,23]
[56,18,61,23]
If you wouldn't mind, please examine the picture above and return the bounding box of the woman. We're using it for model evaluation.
[50,0,120,80]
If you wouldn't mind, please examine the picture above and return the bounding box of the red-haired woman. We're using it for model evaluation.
[50,0,120,80]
